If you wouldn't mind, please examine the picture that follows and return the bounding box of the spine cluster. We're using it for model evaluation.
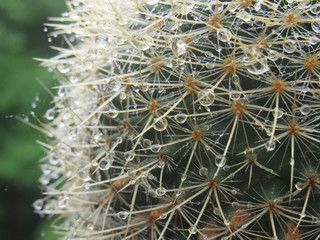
[35,0,320,239]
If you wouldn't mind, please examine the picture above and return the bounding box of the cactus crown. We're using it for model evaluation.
[34,0,320,239]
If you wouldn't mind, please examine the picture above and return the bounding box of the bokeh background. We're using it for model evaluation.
[0,0,66,239]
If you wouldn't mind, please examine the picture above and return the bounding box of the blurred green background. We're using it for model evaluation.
[0,0,66,239]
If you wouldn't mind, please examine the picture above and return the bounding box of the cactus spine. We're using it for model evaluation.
[35,0,320,239]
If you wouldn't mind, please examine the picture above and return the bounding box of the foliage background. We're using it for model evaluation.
[0,0,66,239]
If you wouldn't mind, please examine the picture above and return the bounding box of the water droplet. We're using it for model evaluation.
[213,207,221,215]
[309,36,319,45]
[268,50,279,61]
[95,35,108,47]
[217,28,232,42]
[69,74,79,83]
[129,179,136,185]
[82,182,90,190]
[215,155,226,168]
[57,63,70,74]
[188,226,197,234]
[274,198,282,204]
[119,15,129,26]
[115,137,123,145]
[156,187,167,196]
[98,158,111,170]
[176,189,182,196]
[205,60,216,68]
[78,169,91,182]
[143,139,152,147]
[223,165,230,171]
[198,90,215,106]
[295,182,304,190]
[265,140,276,151]
[41,164,51,175]
[237,11,251,22]
[241,223,249,229]
[120,92,127,100]
[159,212,167,219]
[124,151,135,161]
[311,21,320,33]
[204,51,214,58]
[108,109,118,118]
[232,201,239,208]
[43,27,48,32]
[254,2,261,11]
[117,211,129,219]
[39,175,50,185]
[49,157,59,165]
[290,158,295,166]
[153,117,168,131]
[151,144,161,153]
[174,2,194,15]
[158,160,165,168]
[312,217,320,224]
[108,78,121,91]
[300,105,311,115]
[199,167,208,177]
[229,3,238,13]
[283,42,295,53]
[232,75,240,85]
[310,4,320,14]
[229,90,241,100]
[174,113,187,123]
[58,197,67,208]
[164,18,178,31]
[246,59,269,75]
[181,174,187,181]
[144,0,159,5]
[224,220,230,226]
[273,108,284,119]
[140,84,149,92]
[57,86,66,97]
[130,39,150,51]
[87,223,94,231]
[230,188,238,195]
[31,102,37,108]
[172,39,188,56]
[33,199,44,211]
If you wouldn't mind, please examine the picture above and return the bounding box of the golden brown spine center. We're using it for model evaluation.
[238,0,253,8]
[223,58,237,75]
[208,178,218,188]
[231,100,246,116]
[148,99,161,115]
[192,129,203,141]
[272,79,286,94]
[304,55,319,72]
[149,56,163,72]
[208,15,222,30]
[287,123,299,135]
[184,76,199,93]
[283,12,299,28]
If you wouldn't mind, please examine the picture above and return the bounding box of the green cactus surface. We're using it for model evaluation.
[34,0,320,239]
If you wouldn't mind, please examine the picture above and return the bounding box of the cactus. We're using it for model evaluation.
[34,0,320,239]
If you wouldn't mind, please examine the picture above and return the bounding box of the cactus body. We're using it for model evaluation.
[35,0,320,239]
